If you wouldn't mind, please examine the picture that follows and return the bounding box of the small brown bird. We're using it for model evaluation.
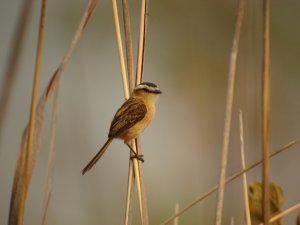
[82,82,162,175]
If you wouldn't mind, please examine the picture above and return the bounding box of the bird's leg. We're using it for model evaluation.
[126,144,144,163]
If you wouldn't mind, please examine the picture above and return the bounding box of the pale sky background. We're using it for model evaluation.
[1,0,300,225]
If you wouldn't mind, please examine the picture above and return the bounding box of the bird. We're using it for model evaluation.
[82,82,162,175]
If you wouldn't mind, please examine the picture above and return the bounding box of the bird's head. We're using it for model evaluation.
[132,82,162,101]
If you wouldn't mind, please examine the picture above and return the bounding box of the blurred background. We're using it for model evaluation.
[1,0,300,224]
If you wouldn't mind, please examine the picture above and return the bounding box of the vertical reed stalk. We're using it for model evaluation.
[8,1,96,225]
[135,138,149,224]
[15,1,47,224]
[136,0,148,84]
[173,203,180,225]
[122,1,135,223]
[133,0,150,223]
[122,0,135,92]
[111,0,129,99]
[111,1,148,224]
[262,0,271,224]
[239,110,251,225]
[214,0,245,224]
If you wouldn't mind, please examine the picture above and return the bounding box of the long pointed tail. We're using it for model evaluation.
[82,138,113,175]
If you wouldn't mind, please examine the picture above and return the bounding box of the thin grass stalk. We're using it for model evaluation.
[124,163,135,225]
[259,203,300,225]
[132,140,147,225]
[215,1,245,224]
[159,137,300,225]
[0,0,34,143]
[239,110,251,225]
[111,1,147,224]
[122,1,136,223]
[262,0,271,224]
[136,0,148,84]
[132,0,150,223]
[111,0,129,99]
[41,85,59,225]
[135,138,149,225]
[8,2,96,225]
[230,217,235,225]
[18,1,47,224]
[173,203,179,225]
[122,0,135,92]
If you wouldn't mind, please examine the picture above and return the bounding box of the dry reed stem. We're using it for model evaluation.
[41,85,59,225]
[111,1,147,224]
[215,1,245,224]
[0,0,34,142]
[10,1,47,224]
[173,203,179,225]
[262,0,271,224]
[122,0,135,92]
[159,137,300,225]
[136,0,148,84]
[125,161,135,225]
[239,110,251,225]
[122,1,136,224]
[230,217,235,225]
[132,0,150,223]
[132,140,146,224]
[8,1,96,225]
[259,203,300,225]
[112,0,129,99]
[123,0,150,223]
[135,138,149,224]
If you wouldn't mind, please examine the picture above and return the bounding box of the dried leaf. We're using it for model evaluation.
[248,182,284,225]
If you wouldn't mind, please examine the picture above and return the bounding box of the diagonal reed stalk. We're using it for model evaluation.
[8,1,97,225]
[262,0,271,224]
[159,137,300,225]
[214,0,245,224]
[0,0,34,144]
[239,110,251,225]
[259,203,300,225]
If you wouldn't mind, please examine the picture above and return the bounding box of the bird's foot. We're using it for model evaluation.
[130,154,144,163]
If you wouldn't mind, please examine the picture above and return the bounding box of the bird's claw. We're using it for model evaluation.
[130,154,144,163]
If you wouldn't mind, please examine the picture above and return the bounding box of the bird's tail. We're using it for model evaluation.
[82,138,113,175]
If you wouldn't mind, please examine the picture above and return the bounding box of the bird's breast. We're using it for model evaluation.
[122,104,155,143]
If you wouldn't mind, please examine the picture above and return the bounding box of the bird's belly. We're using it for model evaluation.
[122,107,154,143]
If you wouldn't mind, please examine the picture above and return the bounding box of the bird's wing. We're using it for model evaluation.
[108,98,147,138]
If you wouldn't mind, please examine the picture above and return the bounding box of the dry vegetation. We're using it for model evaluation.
[1,0,300,225]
